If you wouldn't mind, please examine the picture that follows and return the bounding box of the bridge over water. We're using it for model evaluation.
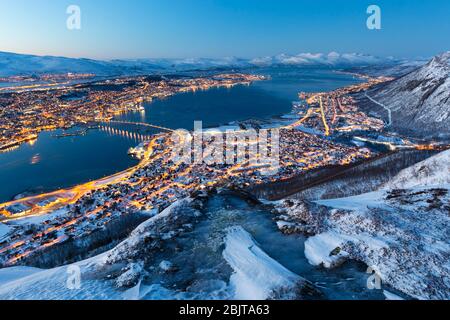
[104,120,175,132]
[98,120,176,143]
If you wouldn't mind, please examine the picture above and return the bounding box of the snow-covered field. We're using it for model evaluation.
[0,251,123,300]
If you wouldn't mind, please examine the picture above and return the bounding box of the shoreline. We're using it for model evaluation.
[0,73,265,153]
[0,70,380,219]
[0,71,395,263]
[0,76,298,201]
[1,70,447,294]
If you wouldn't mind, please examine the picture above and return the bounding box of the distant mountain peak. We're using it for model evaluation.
[427,51,450,69]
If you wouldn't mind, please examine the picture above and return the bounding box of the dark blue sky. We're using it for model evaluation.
[0,0,449,59]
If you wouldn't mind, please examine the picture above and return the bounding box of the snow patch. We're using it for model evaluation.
[307,184,450,299]
[382,149,450,190]
[223,226,307,300]
[0,266,42,286]
[304,232,349,268]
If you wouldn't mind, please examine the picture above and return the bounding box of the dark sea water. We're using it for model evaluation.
[118,67,363,130]
[0,67,361,202]
[0,129,139,202]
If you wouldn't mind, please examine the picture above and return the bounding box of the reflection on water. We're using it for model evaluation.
[30,154,41,165]
[0,127,140,202]
[0,68,361,202]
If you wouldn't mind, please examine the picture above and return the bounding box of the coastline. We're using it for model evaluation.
[0,73,265,152]
[0,70,388,268]
[0,70,371,218]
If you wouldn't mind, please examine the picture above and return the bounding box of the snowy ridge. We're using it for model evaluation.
[105,198,194,264]
[0,200,319,300]
[0,251,121,300]
[369,51,450,135]
[0,199,196,300]
[250,52,390,66]
[0,51,395,77]
[273,146,450,300]
[304,232,350,268]
[309,186,450,300]
[0,51,127,77]
[382,149,450,190]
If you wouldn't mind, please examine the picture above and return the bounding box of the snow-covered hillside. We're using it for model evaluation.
[369,51,450,135]
[0,199,313,300]
[345,59,427,77]
[273,185,450,300]
[272,147,450,300]
[382,149,450,190]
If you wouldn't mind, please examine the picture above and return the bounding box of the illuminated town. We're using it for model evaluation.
[1,66,448,279]
[0,73,264,152]
[295,75,392,136]
[0,71,435,267]
[1,0,449,304]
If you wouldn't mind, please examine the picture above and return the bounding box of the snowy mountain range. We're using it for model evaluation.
[249,52,392,66]
[0,51,162,77]
[368,51,450,136]
[0,51,397,77]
